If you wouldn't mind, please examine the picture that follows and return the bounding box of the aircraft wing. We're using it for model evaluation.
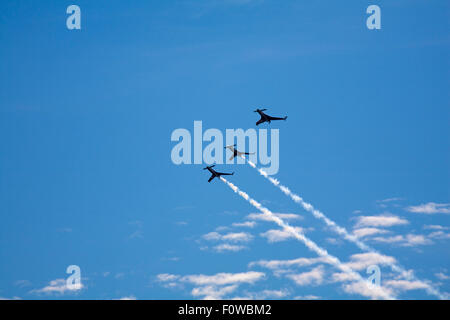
[208,175,215,183]
[268,116,286,121]
[219,172,233,176]
[256,117,265,126]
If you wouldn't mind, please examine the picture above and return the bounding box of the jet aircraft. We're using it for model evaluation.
[224,144,254,160]
[254,108,287,126]
[203,165,234,183]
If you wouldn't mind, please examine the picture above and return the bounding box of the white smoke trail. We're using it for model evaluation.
[245,158,447,300]
[220,176,395,300]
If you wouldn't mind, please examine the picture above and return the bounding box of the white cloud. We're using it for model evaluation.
[342,282,394,300]
[222,232,253,242]
[385,280,429,291]
[14,280,31,288]
[377,198,404,203]
[355,215,409,228]
[191,284,238,300]
[30,279,83,295]
[157,271,266,300]
[325,238,342,245]
[181,271,265,286]
[231,289,290,300]
[376,198,404,208]
[117,295,137,300]
[213,244,246,252]
[157,273,180,282]
[344,253,397,271]
[115,273,125,279]
[232,221,256,228]
[203,231,253,243]
[247,212,302,222]
[352,227,390,238]
[260,227,305,243]
[331,272,360,283]
[203,232,221,241]
[403,234,433,246]
[256,289,290,299]
[435,272,450,281]
[371,234,433,246]
[406,202,450,214]
[423,225,448,230]
[293,295,320,300]
[287,266,325,286]
[249,257,330,270]
[427,231,450,240]
[163,257,181,262]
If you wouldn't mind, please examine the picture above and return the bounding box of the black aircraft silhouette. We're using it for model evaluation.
[203,165,234,183]
[254,108,287,126]
[224,144,255,160]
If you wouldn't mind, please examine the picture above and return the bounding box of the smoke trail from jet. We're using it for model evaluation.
[219,176,395,300]
[244,158,447,300]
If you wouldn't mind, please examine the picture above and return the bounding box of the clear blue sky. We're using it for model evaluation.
[0,0,449,300]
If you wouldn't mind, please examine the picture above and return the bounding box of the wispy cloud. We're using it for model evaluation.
[247,212,302,222]
[192,284,238,300]
[129,220,144,239]
[203,231,253,243]
[287,266,325,286]
[423,225,448,230]
[181,271,265,286]
[157,273,179,282]
[377,198,404,203]
[435,272,450,281]
[232,221,257,228]
[249,257,330,271]
[232,289,290,300]
[14,280,31,288]
[352,227,390,238]
[30,279,83,295]
[117,295,137,300]
[260,227,305,243]
[354,215,409,228]
[342,281,394,300]
[343,253,397,271]
[293,295,321,300]
[427,231,450,240]
[376,198,404,208]
[385,280,430,292]
[406,202,450,214]
[371,234,433,247]
[213,244,247,252]
[157,271,266,300]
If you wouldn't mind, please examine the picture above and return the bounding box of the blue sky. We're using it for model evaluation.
[0,0,449,300]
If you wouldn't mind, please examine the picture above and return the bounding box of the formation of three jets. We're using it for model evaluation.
[204,108,287,182]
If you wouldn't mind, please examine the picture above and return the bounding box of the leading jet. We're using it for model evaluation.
[224,144,254,160]
[254,108,287,126]
[203,165,234,183]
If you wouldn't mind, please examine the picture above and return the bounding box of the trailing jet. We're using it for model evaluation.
[224,144,254,160]
[254,108,287,126]
[203,165,234,183]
